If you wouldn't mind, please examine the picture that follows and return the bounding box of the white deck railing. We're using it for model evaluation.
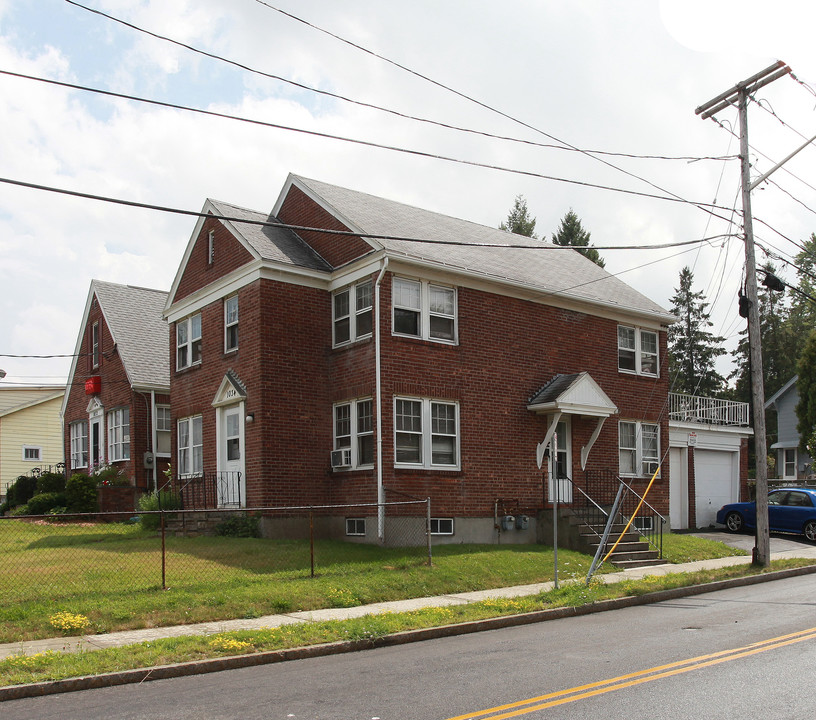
[669,393,750,426]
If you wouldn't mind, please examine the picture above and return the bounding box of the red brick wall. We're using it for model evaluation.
[277,185,371,268]
[174,216,255,303]
[63,296,165,490]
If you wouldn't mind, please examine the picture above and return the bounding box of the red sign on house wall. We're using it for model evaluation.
[85,376,101,395]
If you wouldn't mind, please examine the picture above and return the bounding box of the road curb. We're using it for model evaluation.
[3,563,816,702]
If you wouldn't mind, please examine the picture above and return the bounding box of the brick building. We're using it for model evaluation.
[164,174,684,542]
[61,281,170,491]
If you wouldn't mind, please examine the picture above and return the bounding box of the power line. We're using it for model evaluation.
[0,175,735,250]
[63,0,736,220]
[0,69,735,211]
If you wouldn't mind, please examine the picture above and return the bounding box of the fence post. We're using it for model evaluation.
[161,511,167,590]
[309,509,315,579]
[426,497,432,566]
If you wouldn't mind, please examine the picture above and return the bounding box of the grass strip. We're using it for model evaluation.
[2,557,809,689]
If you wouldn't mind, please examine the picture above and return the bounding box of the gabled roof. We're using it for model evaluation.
[765,375,798,410]
[527,372,618,417]
[281,175,674,323]
[0,387,64,418]
[62,281,170,417]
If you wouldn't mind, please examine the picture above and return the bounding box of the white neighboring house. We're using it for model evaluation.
[0,387,65,500]
[765,376,813,482]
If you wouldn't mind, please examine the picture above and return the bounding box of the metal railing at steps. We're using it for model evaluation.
[157,472,243,510]
[558,469,666,559]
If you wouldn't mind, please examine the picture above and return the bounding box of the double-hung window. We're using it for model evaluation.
[333,281,373,346]
[225,296,239,352]
[619,420,660,477]
[178,416,203,476]
[618,326,658,376]
[70,421,89,469]
[333,399,374,467]
[177,314,202,370]
[107,407,130,462]
[394,397,459,469]
[393,278,456,343]
[156,406,171,456]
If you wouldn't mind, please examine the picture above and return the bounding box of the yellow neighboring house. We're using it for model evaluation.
[0,387,65,498]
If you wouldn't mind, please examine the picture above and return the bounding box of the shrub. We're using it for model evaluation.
[36,471,67,495]
[26,492,68,515]
[137,490,183,530]
[5,475,38,509]
[214,514,261,538]
[92,465,131,487]
[65,473,98,513]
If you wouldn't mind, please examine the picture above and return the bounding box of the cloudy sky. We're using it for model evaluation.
[1,0,815,388]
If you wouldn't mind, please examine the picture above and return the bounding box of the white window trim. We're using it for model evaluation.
[618,420,660,478]
[333,398,374,470]
[178,415,203,477]
[22,445,42,462]
[392,277,457,344]
[430,517,455,535]
[224,295,239,353]
[70,421,89,469]
[345,518,366,536]
[618,325,659,377]
[332,280,373,347]
[156,405,172,458]
[177,314,202,370]
[91,321,100,369]
[107,407,130,463]
[208,229,215,265]
[394,397,460,470]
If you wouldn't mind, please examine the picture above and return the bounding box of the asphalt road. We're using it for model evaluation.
[5,572,816,719]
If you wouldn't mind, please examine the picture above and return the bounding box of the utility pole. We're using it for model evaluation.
[695,61,791,567]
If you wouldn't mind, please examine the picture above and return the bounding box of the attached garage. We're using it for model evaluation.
[694,449,739,528]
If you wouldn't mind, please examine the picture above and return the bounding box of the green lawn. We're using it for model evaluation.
[0,519,743,644]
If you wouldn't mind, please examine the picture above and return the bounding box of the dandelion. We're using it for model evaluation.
[208,635,252,653]
[49,611,90,634]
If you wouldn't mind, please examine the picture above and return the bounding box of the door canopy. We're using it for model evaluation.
[528,372,618,470]
[212,370,247,408]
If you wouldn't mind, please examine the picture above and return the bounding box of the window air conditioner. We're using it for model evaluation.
[331,448,352,468]
[646,462,659,475]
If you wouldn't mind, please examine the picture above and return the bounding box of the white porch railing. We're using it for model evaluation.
[669,393,750,426]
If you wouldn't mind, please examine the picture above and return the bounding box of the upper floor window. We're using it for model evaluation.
[91,321,100,369]
[333,281,373,346]
[177,314,202,370]
[208,230,215,265]
[178,415,203,476]
[392,278,456,343]
[107,407,130,462]
[70,420,89,469]
[619,420,659,478]
[225,296,239,352]
[333,399,374,468]
[618,326,658,376]
[156,405,171,456]
[394,397,459,469]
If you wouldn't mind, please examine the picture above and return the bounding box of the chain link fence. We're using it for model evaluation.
[0,500,431,605]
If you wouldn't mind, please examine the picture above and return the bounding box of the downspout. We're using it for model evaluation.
[375,256,389,542]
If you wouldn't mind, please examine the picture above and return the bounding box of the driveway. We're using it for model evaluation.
[691,528,815,554]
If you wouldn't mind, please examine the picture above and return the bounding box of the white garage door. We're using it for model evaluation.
[694,449,738,528]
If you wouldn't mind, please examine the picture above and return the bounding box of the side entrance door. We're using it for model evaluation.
[548,419,573,504]
[217,404,245,507]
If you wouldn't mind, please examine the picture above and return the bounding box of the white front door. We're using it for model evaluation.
[218,404,245,507]
[548,419,573,503]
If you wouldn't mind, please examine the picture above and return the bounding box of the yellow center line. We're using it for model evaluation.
[445,626,816,720]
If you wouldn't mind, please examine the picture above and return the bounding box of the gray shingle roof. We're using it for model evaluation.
[292,175,673,321]
[208,199,331,272]
[93,280,170,390]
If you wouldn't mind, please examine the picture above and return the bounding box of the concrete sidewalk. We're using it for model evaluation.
[5,544,816,662]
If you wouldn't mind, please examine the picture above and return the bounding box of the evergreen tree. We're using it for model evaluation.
[796,329,816,454]
[551,210,605,267]
[668,266,727,396]
[499,195,537,238]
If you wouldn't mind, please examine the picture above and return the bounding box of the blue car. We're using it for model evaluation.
[716,487,816,542]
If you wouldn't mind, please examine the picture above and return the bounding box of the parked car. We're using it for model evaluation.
[716,488,816,541]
